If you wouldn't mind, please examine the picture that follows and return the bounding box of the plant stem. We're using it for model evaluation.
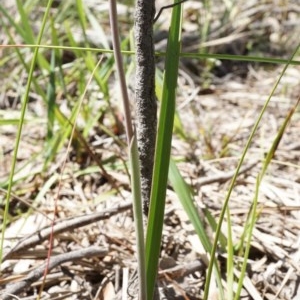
[134,0,157,216]
[109,1,147,299]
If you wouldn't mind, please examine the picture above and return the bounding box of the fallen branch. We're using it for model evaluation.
[4,201,131,261]
[197,160,259,187]
[158,259,205,279]
[2,246,108,300]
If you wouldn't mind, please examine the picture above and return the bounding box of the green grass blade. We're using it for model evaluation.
[179,52,300,65]
[46,17,65,145]
[3,43,300,67]
[0,17,47,99]
[169,159,211,251]
[85,6,110,49]
[0,4,26,41]
[15,0,35,44]
[76,0,88,35]
[15,0,49,70]
[234,177,259,300]
[262,97,300,177]
[203,41,300,299]
[46,50,56,141]
[0,118,32,126]
[203,206,227,250]
[169,159,225,300]
[234,97,299,299]
[129,133,147,300]
[145,2,183,299]
[0,0,55,265]
[226,206,234,300]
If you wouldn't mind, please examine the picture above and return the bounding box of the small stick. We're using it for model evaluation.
[3,201,131,261]
[154,0,188,23]
[2,246,108,300]
[197,160,259,187]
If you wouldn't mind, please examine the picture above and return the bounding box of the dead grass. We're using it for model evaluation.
[1,0,300,299]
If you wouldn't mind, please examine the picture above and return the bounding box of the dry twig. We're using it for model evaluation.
[3,201,131,261]
[2,246,108,300]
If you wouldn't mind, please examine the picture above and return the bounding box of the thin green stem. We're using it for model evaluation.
[1,44,300,66]
[0,0,55,266]
[203,41,300,299]
[109,1,146,299]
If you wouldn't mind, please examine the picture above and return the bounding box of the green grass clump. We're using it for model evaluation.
[1,0,300,299]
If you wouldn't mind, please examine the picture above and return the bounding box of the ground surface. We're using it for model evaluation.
[1,0,300,299]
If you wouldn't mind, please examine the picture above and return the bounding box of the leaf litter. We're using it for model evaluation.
[1,0,300,299]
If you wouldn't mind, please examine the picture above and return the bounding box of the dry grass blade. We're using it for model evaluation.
[1,0,300,299]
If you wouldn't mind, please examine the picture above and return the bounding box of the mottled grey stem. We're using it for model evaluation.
[134,0,157,216]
